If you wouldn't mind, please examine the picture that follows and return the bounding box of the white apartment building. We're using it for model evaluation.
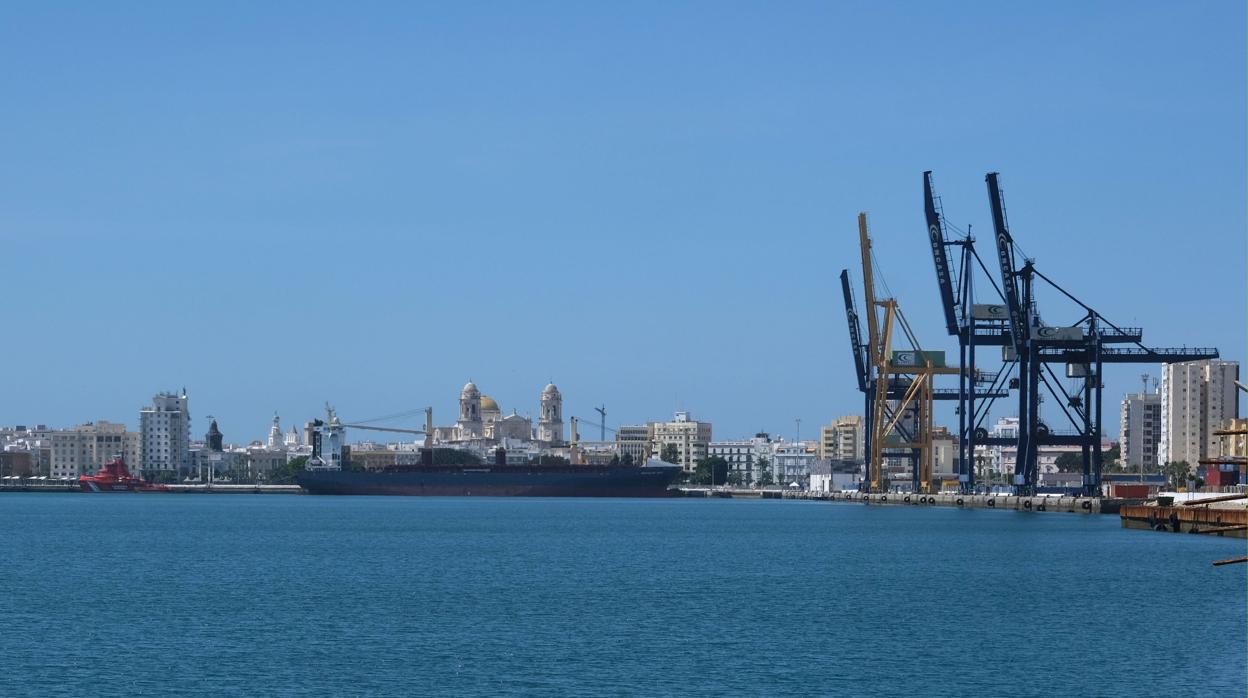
[140,390,192,479]
[1120,387,1162,471]
[771,441,819,487]
[709,433,774,485]
[1159,360,1240,466]
[649,411,712,472]
[47,421,141,479]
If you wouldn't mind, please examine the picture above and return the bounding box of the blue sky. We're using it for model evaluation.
[1,1,1243,443]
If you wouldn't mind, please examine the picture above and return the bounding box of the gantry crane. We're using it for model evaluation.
[922,170,1220,495]
[844,213,962,493]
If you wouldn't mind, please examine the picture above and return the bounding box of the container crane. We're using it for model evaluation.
[985,172,1219,494]
[848,213,962,494]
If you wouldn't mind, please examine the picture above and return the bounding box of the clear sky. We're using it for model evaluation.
[1,1,1243,443]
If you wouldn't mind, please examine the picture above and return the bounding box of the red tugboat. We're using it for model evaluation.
[79,456,167,492]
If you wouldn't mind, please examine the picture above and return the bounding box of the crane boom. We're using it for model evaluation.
[987,172,1027,350]
[342,423,427,435]
[840,269,868,392]
[857,213,880,362]
[924,171,960,336]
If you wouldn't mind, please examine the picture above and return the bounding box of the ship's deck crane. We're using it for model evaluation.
[341,407,433,448]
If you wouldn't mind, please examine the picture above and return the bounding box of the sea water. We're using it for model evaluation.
[1,494,1244,696]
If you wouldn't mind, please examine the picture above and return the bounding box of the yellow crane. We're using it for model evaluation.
[857,213,959,493]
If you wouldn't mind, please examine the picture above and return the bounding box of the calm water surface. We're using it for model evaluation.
[1,494,1244,696]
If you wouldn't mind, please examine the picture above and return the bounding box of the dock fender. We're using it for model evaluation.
[1081,501,1092,511]
[904,495,911,504]
[880,495,887,503]
[1023,499,1032,509]
[1036,503,1046,512]
[987,498,995,508]
[956,498,964,507]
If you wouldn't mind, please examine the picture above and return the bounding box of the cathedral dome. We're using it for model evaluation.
[542,382,560,396]
[461,381,479,397]
[480,396,499,412]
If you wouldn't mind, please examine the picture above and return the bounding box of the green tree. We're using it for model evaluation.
[269,456,309,484]
[661,444,680,465]
[1102,444,1123,472]
[1162,460,1192,489]
[727,470,744,487]
[692,456,729,486]
[755,457,774,487]
[1055,452,1081,472]
[620,452,634,467]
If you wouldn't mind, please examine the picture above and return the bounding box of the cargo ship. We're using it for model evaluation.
[79,456,168,492]
[297,405,682,497]
[298,462,681,497]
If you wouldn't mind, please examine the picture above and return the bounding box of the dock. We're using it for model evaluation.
[1119,494,1248,538]
[677,487,1111,514]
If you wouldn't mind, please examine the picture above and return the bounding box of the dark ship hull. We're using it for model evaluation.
[297,464,681,497]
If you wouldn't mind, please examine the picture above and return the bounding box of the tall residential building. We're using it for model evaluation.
[1159,360,1239,466]
[819,415,865,463]
[649,411,712,472]
[140,390,192,479]
[47,421,141,479]
[1120,385,1161,472]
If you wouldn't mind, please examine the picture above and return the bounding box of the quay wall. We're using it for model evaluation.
[679,487,1110,514]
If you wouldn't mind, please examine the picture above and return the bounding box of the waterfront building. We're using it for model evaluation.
[1120,382,1162,472]
[771,440,819,487]
[709,433,774,485]
[47,421,141,480]
[649,411,712,472]
[0,451,34,477]
[140,390,192,479]
[0,425,52,477]
[189,446,244,481]
[932,426,957,480]
[1159,360,1240,466]
[615,425,651,464]
[808,462,862,492]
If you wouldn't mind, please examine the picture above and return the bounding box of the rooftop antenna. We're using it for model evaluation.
[1140,373,1150,396]
[795,417,802,443]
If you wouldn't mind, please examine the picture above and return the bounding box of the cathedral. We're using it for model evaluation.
[430,381,564,447]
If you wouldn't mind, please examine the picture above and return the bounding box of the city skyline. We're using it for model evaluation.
[1,3,1243,441]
